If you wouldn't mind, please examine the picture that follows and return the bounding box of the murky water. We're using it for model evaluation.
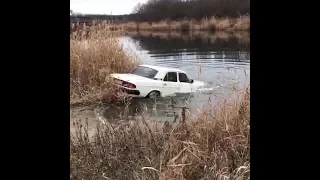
[70,31,250,133]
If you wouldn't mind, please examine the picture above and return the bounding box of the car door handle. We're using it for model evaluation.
[163,83,167,86]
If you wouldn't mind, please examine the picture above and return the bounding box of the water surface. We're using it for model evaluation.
[71,31,250,131]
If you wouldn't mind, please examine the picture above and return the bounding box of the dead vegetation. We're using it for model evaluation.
[70,86,250,180]
[70,26,140,105]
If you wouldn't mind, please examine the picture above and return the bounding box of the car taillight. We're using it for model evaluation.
[122,81,136,88]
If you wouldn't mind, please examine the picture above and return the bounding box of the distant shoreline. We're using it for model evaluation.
[71,16,250,32]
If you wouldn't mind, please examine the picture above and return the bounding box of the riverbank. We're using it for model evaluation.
[70,86,250,180]
[70,28,140,105]
[114,16,249,32]
[126,30,250,45]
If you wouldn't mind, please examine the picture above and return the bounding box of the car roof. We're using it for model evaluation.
[139,64,186,73]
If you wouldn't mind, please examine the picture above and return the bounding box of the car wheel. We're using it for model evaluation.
[148,91,160,99]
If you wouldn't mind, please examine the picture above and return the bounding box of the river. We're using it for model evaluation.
[70,30,250,136]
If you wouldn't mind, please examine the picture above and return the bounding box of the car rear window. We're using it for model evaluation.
[131,66,158,78]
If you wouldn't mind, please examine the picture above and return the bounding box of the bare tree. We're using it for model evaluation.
[132,3,142,13]
[132,0,250,21]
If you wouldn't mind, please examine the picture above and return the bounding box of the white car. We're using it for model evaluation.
[110,65,205,98]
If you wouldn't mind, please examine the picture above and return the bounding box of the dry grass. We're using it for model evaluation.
[151,20,170,31]
[200,17,218,31]
[122,22,139,31]
[70,26,140,105]
[233,16,250,31]
[216,18,232,31]
[70,85,250,180]
[112,16,250,32]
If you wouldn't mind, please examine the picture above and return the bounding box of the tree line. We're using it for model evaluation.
[132,0,250,22]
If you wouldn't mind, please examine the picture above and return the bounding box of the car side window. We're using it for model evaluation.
[179,73,189,83]
[164,72,177,82]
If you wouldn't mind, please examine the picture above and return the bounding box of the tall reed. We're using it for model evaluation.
[70,85,250,180]
[70,26,140,105]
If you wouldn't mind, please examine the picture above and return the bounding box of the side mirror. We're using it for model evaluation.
[190,79,194,83]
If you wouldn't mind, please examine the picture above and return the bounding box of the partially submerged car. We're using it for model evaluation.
[110,65,205,98]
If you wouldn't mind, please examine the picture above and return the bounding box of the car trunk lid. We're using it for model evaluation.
[110,73,153,84]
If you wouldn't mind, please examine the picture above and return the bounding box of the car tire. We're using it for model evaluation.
[147,91,160,99]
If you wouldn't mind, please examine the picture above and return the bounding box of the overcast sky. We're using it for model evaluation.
[70,0,148,15]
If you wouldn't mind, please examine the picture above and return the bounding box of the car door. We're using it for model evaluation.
[162,72,180,96]
[178,72,192,93]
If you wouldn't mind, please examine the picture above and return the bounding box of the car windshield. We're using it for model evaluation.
[131,66,158,78]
